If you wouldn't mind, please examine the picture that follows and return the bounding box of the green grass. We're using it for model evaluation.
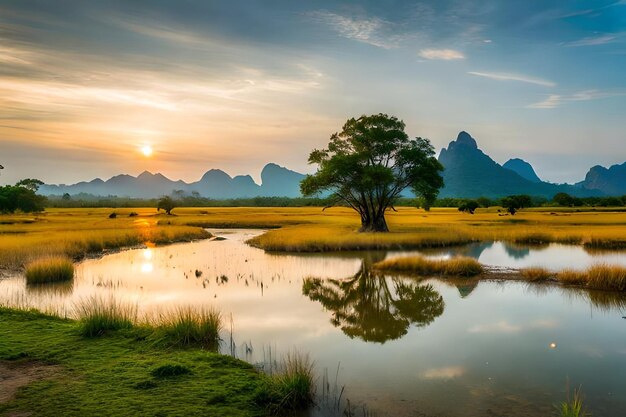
[255,352,315,414]
[0,307,307,416]
[556,385,589,417]
[25,257,74,285]
[74,295,137,337]
[151,306,222,350]
[374,256,483,277]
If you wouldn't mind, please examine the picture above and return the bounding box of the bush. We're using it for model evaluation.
[25,257,74,284]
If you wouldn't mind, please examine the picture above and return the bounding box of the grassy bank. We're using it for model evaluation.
[0,208,210,269]
[0,307,313,417]
[3,207,626,269]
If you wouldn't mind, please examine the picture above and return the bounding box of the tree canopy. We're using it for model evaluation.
[0,180,46,213]
[301,114,444,232]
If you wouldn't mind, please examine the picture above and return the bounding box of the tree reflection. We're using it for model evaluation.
[302,253,444,343]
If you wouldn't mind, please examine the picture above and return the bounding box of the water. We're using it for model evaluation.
[1,230,626,416]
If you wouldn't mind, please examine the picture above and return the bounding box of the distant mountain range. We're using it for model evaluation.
[39,134,626,199]
[40,163,305,199]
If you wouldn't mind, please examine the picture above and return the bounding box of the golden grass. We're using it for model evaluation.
[557,264,626,291]
[520,267,554,282]
[0,208,210,269]
[3,207,626,268]
[25,257,74,284]
[374,256,483,277]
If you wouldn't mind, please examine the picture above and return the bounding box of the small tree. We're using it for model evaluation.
[501,195,531,215]
[301,114,444,232]
[458,200,479,214]
[157,196,177,215]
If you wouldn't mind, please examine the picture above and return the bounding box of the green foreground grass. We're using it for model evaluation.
[0,308,302,417]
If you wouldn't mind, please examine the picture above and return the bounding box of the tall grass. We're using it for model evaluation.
[520,267,554,282]
[374,256,483,277]
[256,351,315,414]
[557,385,589,417]
[74,295,137,337]
[151,306,222,350]
[25,257,74,284]
[557,264,626,291]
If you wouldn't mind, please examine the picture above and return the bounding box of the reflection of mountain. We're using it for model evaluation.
[456,282,478,298]
[302,253,444,343]
[502,243,531,260]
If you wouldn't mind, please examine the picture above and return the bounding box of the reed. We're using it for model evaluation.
[25,257,74,284]
[520,267,553,282]
[374,256,483,277]
[151,306,222,350]
[557,385,589,417]
[256,351,315,413]
[74,295,137,337]
[557,264,626,291]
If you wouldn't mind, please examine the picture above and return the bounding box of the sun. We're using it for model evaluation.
[141,145,153,157]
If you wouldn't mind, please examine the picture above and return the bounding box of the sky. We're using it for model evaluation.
[0,0,625,186]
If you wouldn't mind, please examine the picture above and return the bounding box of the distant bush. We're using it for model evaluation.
[0,179,46,213]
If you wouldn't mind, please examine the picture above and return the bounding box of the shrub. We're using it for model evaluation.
[25,257,74,284]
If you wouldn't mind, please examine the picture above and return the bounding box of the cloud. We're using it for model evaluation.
[419,48,465,60]
[527,89,626,108]
[468,319,558,333]
[468,71,556,87]
[563,35,617,47]
[308,11,400,49]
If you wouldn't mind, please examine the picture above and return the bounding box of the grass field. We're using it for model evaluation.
[2,207,626,270]
[0,307,314,416]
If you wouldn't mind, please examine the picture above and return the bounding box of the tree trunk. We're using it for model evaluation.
[359,212,389,232]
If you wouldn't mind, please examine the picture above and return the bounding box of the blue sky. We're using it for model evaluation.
[0,0,625,185]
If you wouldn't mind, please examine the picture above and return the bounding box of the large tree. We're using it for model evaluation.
[301,114,443,232]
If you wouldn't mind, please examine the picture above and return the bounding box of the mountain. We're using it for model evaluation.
[259,163,306,197]
[39,163,304,199]
[503,158,541,183]
[578,162,626,195]
[437,132,598,199]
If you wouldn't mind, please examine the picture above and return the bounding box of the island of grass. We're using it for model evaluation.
[0,307,312,417]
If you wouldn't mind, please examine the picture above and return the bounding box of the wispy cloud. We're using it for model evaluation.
[468,71,556,87]
[308,11,401,49]
[419,48,465,60]
[527,89,626,108]
[563,34,617,47]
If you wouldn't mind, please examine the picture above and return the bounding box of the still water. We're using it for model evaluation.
[2,230,626,416]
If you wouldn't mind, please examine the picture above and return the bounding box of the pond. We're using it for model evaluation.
[1,229,626,416]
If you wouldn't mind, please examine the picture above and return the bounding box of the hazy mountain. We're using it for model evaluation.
[578,162,626,195]
[259,163,306,197]
[503,158,541,183]
[39,163,303,198]
[437,132,598,199]
[39,137,621,200]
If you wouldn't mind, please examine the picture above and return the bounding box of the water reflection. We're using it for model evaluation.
[303,253,444,343]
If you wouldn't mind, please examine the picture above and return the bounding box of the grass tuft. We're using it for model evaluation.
[557,385,589,417]
[74,295,137,337]
[557,264,626,291]
[520,267,553,282]
[151,306,222,350]
[255,351,315,414]
[25,257,74,284]
[374,255,483,277]
[150,364,192,378]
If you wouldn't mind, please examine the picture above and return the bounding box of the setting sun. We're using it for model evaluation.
[141,145,153,157]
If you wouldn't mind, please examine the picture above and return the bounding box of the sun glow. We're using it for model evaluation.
[141,145,153,157]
